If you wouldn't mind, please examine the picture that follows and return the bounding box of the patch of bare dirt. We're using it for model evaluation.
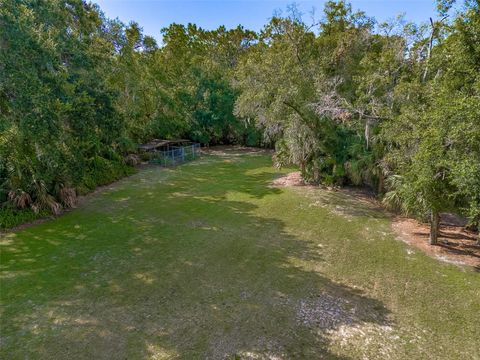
[392,217,480,269]
[271,172,305,187]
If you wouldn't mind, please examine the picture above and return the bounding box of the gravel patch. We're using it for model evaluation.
[296,292,357,330]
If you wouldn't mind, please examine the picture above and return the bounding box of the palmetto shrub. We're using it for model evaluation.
[125,154,141,166]
[7,189,32,209]
[58,186,77,209]
[30,179,61,215]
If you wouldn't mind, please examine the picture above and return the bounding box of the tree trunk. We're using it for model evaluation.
[422,18,435,83]
[422,16,447,83]
[300,161,306,177]
[477,230,480,247]
[313,166,320,184]
[430,210,440,245]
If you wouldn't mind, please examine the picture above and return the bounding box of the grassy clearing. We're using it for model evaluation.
[1,153,479,359]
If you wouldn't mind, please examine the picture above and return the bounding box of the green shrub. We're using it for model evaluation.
[0,208,50,229]
[78,157,136,194]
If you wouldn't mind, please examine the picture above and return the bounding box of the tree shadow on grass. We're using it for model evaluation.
[1,155,392,359]
[410,228,480,261]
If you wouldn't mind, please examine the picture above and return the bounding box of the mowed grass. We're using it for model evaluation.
[1,153,479,359]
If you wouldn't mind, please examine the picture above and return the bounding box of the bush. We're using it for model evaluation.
[77,157,136,194]
[0,207,50,229]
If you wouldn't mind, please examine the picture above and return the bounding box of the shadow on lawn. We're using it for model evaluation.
[1,156,392,359]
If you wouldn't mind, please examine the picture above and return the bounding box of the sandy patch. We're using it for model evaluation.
[271,172,305,187]
[392,217,479,269]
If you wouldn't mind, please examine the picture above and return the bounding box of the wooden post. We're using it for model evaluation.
[430,210,440,245]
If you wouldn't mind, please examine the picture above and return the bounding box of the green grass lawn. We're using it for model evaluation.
[1,152,479,359]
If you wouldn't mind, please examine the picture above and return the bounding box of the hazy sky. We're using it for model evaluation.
[94,0,438,41]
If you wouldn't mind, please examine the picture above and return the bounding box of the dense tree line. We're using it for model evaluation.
[0,0,260,227]
[234,0,479,244]
[1,0,479,242]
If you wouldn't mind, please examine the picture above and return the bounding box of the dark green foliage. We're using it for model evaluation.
[0,1,260,228]
[235,0,479,232]
[380,1,480,230]
[1,0,479,234]
[0,0,131,222]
